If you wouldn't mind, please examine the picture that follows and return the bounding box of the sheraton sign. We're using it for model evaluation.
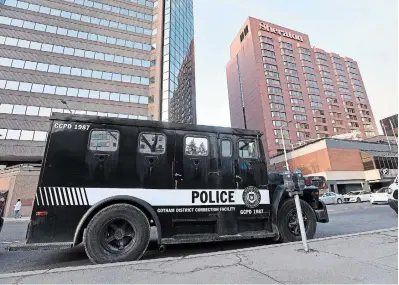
[259,22,304,42]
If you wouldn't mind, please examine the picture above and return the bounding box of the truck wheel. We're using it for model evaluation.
[277,198,317,243]
[84,204,150,264]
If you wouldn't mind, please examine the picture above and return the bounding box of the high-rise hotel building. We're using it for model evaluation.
[0,0,196,165]
[226,17,377,158]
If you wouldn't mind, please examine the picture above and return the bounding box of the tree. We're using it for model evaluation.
[198,142,207,155]
[186,139,197,155]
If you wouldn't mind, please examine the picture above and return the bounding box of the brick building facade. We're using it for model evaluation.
[270,138,398,194]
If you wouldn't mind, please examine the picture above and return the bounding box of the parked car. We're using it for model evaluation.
[343,190,372,203]
[370,187,389,204]
[319,192,344,205]
[387,181,398,213]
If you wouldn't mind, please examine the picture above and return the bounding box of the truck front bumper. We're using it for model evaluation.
[314,201,329,223]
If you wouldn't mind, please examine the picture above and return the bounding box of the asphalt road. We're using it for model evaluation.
[0,202,397,274]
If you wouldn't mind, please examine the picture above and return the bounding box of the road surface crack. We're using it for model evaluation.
[134,254,241,276]
[235,253,284,284]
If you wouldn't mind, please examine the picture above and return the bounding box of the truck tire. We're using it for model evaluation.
[84,204,150,264]
[277,198,317,243]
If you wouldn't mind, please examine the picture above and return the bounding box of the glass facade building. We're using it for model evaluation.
[0,0,196,165]
[161,0,196,123]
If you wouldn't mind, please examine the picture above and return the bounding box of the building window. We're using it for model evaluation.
[238,140,258,159]
[268,86,282,94]
[0,15,152,51]
[303,66,315,73]
[304,73,316,80]
[301,60,313,66]
[306,80,318,87]
[264,64,278,71]
[265,71,279,78]
[273,121,288,127]
[185,137,209,156]
[274,129,289,136]
[262,50,276,57]
[221,140,232,157]
[325,91,336,97]
[313,109,325,116]
[323,84,334,91]
[289,90,303,97]
[267,78,280,85]
[288,83,301,89]
[318,64,330,71]
[139,133,166,154]
[271,111,286,118]
[260,36,273,44]
[275,138,291,145]
[298,47,310,53]
[286,76,300,83]
[280,42,293,49]
[296,131,310,138]
[291,98,304,105]
[263,57,277,63]
[295,123,309,129]
[284,61,296,68]
[282,55,295,62]
[310,95,321,100]
[270,103,285,110]
[307,87,320,94]
[269,95,284,102]
[315,125,328,131]
[314,117,327,124]
[292,106,306,112]
[300,53,312,61]
[285,68,298,75]
[261,43,274,50]
[294,114,307,121]
[281,48,293,55]
[311,101,323,108]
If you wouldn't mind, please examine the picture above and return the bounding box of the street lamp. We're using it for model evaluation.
[60,100,72,114]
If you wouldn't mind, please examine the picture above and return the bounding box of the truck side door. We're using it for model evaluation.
[173,131,214,190]
[233,136,268,189]
[136,128,175,189]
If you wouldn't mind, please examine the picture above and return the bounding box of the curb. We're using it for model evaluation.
[0,227,396,279]
[3,218,30,222]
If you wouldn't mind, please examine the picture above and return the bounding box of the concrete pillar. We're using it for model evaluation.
[332,183,339,193]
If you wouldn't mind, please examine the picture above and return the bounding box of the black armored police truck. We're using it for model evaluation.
[15,113,329,264]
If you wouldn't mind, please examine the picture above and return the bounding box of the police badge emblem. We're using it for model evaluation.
[242,186,261,208]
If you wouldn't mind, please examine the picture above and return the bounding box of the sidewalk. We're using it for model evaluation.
[0,228,397,284]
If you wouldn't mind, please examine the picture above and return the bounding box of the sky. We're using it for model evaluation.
[193,0,398,134]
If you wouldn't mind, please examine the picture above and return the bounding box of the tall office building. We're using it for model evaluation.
[226,17,378,158]
[0,0,196,165]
